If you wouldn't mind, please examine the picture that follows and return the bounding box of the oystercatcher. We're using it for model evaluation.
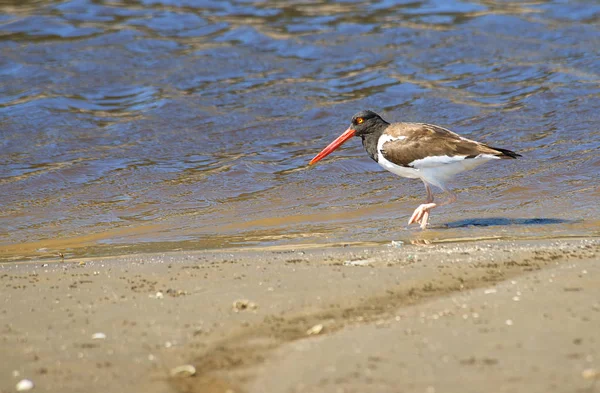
[309,110,521,229]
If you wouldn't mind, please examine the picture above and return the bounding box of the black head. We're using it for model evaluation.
[350,110,389,136]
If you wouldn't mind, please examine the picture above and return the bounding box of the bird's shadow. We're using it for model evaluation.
[441,217,574,228]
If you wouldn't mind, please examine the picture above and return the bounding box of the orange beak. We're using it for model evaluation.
[309,127,356,165]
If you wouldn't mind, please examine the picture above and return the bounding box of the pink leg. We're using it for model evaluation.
[409,202,437,229]
[439,190,457,207]
[423,181,434,204]
[408,186,457,229]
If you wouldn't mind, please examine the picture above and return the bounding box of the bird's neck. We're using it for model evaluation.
[361,122,388,162]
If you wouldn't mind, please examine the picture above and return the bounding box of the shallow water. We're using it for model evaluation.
[1,0,599,262]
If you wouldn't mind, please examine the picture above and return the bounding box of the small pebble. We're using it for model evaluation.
[153,292,164,299]
[343,259,371,266]
[91,332,106,340]
[389,240,404,248]
[505,319,514,326]
[233,299,258,311]
[582,368,599,380]
[484,288,497,294]
[16,379,34,392]
[306,324,324,335]
[170,364,196,378]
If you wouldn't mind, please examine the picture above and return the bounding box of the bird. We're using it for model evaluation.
[309,110,521,229]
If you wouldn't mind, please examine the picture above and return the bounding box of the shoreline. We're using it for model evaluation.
[2,238,599,393]
[2,227,598,264]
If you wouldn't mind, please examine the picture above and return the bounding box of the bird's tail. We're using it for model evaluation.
[490,146,521,159]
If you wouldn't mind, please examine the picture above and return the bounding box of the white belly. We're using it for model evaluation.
[376,135,499,190]
[377,156,421,179]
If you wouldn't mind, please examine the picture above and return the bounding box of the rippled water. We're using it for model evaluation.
[1,0,599,261]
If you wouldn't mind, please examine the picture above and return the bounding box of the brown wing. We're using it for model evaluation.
[380,122,519,167]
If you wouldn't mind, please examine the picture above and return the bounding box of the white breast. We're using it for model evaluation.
[376,135,421,179]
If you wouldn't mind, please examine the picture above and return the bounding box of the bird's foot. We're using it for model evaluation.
[408,203,437,230]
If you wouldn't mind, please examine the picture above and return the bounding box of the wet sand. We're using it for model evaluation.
[1,238,599,393]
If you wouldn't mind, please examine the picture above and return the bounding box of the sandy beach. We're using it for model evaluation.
[1,238,599,393]
[3,1,600,393]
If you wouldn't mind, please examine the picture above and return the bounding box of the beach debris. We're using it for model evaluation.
[505,319,514,326]
[410,239,432,246]
[169,364,196,378]
[233,299,257,311]
[165,288,187,297]
[375,319,388,327]
[306,324,324,336]
[193,327,206,336]
[150,291,164,299]
[343,259,372,266]
[389,240,404,248]
[16,379,34,391]
[91,332,106,340]
[484,288,497,294]
[582,368,599,380]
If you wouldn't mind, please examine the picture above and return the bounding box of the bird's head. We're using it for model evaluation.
[349,110,387,137]
[308,110,388,165]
